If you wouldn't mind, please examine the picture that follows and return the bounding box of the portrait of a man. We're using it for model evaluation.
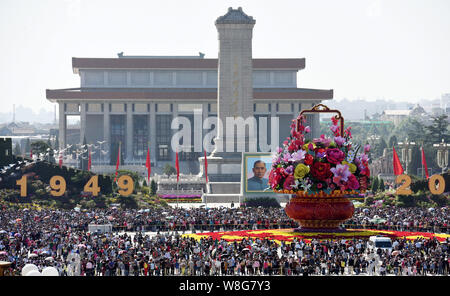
[246,159,270,191]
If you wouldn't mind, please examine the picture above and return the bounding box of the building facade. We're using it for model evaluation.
[46,8,333,174]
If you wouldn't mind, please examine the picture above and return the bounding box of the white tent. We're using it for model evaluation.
[88,224,113,234]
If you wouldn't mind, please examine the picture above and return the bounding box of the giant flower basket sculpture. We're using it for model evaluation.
[269,104,370,231]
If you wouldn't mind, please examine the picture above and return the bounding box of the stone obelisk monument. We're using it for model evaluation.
[200,7,256,183]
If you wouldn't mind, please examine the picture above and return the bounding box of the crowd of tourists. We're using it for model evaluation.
[0,205,448,276]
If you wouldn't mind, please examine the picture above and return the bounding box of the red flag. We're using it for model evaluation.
[204,150,208,183]
[30,149,33,158]
[392,146,404,175]
[175,150,179,183]
[114,143,121,182]
[88,148,92,171]
[145,146,151,184]
[421,146,429,179]
[59,151,63,168]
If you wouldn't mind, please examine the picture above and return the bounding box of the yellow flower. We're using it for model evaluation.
[294,164,310,179]
[342,161,357,174]
[302,142,316,151]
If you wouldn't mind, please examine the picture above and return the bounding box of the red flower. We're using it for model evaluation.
[346,174,360,190]
[310,162,332,181]
[315,148,326,155]
[304,154,314,165]
[283,175,295,190]
[358,176,368,190]
[326,148,345,164]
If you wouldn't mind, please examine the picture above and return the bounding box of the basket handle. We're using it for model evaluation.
[297,103,344,136]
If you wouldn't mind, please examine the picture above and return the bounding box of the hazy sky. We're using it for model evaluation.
[1,0,449,114]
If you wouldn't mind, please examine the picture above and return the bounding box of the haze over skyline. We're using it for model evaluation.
[1,0,449,116]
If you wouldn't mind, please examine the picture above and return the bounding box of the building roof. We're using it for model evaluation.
[215,7,256,25]
[72,58,305,73]
[46,87,333,102]
[383,110,412,116]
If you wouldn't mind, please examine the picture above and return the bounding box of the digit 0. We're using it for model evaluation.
[50,175,66,197]
[395,174,412,195]
[118,175,134,197]
[428,174,445,195]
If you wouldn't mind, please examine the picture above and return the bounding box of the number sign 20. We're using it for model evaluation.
[395,174,446,195]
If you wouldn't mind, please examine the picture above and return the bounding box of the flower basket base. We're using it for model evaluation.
[285,195,354,231]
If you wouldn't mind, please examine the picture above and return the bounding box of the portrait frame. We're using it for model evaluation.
[242,152,273,194]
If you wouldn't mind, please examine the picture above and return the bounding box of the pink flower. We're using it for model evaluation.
[289,150,306,162]
[326,148,345,164]
[331,164,351,184]
[313,134,332,147]
[282,153,291,163]
[330,125,339,134]
[364,144,371,153]
[334,136,346,146]
[305,126,310,133]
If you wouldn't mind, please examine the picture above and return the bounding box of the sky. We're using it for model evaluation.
[1,0,449,116]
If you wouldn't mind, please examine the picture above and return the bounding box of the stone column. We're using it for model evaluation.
[80,102,86,144]
[103,102,110,164]
[214,7,255,153]
[126,103,133,162]
[149,102,157,167]
[58,102,66,150]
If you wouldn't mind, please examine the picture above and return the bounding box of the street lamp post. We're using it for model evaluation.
[433,139,449,174]
[398,138,415,175]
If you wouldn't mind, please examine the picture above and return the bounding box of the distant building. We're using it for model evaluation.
[381,110,412,126]
[381,104,427,126]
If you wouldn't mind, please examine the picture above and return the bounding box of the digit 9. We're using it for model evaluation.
[117,175,134,197]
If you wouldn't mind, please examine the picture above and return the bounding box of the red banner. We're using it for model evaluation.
[393,146,404,175]
[176,150,179,183]
[146,146,151,184]
[421,146,429,178]
[204,150,208,183]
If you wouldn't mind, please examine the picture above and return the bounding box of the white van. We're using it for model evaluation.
[367,236,393,254]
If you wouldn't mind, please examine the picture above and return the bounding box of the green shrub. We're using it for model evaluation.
[243,197,280,208]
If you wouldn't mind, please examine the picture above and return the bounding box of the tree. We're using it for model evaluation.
[24,138,31,155]
[408,145,421,176]
[150,179,158,195]
[379,178,385,192]
[371,177,379,193]
[163,164,177,176]
[31,140,51,157]
[54,136,59,151]
[13,143,21,156]
[425,114,450,144]
[388,135,398,148]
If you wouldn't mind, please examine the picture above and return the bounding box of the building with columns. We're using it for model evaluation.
[46,7,333,175]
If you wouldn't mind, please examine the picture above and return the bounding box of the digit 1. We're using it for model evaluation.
[16,176,27,197]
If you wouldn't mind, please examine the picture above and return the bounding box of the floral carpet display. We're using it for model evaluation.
[183,228,450,244]
[269,104,370,230]
[157,194,202,203]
